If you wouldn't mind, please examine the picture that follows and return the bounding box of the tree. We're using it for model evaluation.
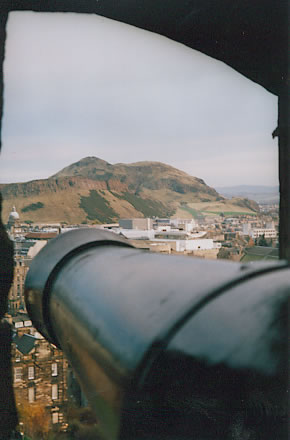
[257,234,269,247]
[65,405,103,440]
[17,403,50,440]
[217,248,231,260]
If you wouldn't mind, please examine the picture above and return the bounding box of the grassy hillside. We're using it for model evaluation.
[80,190,118,223]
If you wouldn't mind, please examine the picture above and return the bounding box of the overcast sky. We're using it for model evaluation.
[0,11,279,187]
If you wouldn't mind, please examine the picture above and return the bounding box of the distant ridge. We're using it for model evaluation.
[1,157,260,223]
[215,185,279,194]
[216,185,279,204]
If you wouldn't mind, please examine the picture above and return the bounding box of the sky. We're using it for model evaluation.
[0,11,279,187]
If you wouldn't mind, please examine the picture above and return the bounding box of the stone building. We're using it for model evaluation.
[7,206,21,237]
[10,316,68,432]
[8,238,47,316]
[8,257,31,316]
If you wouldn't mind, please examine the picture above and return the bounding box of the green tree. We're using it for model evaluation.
[257,234,269,247]
[217,247,231,260]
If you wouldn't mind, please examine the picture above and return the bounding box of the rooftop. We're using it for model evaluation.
[25,232,58,240]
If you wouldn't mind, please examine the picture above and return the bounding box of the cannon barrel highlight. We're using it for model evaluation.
[25,229,289,440]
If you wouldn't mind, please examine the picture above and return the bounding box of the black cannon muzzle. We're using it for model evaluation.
[25,228,289,440]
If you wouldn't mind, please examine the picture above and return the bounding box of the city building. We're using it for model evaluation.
[8,256,31,315]
[8,240,47,316]
[7,206,22,238]
[242,222,277,239]
[2,313,69,433]
[119,218,154,230]
[170,218,197,232]
[24,232,58,241]
[250,228,277,239]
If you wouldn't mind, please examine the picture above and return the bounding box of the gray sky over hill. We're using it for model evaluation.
[0,11,279,186]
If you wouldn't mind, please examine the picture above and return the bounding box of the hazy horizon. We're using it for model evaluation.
[0,11,279,187]
[0,154,280,192]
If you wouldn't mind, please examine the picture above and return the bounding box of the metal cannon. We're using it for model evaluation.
[25,228,289,440]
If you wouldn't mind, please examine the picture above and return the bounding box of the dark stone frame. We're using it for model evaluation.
[0,1,288,436]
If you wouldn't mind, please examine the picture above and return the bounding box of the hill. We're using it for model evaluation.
[0,157,259,224]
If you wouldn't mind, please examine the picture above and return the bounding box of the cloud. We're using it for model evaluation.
[1,11,278,186]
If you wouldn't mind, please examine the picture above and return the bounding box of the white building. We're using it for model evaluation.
[119,229,155,240]
[176,239,221,252]
[119,218,153,230]
[7,206,21,238]
[242,222,277,239]
[7,206,20,227]
[242,223,252,235]
[250,228,277,239]
[170,218,197,232]
[153,238,221,252]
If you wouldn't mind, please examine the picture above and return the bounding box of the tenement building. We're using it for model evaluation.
[8,256,31,315]
[10,315,68,431]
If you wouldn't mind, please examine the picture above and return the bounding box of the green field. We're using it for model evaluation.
[204,211,256,217]
[180,205,256,218]
[180,205,203,218]
[241,253,278,262]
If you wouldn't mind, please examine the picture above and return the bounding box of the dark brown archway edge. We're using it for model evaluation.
[0,4,288,435]
[0,0,288,95]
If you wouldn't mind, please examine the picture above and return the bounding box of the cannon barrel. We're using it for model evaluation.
[25,228,289,440]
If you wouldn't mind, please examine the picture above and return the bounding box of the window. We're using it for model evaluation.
[51,362,58,376]
[28,366,34,380]
[52,384,58,400]
[28,387,35,403]
[52,412,59,424]
[14,367,22,381]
